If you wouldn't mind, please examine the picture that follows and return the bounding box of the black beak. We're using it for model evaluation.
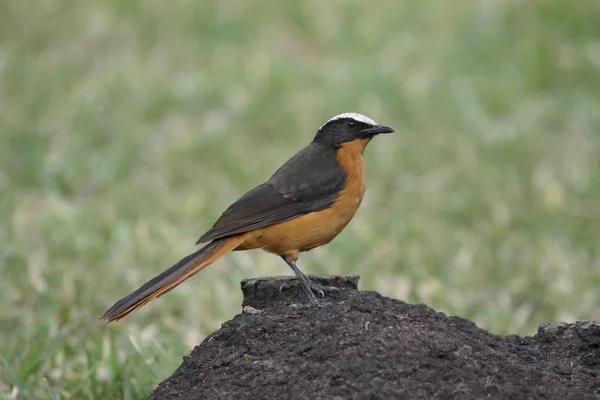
[361,124,395,136]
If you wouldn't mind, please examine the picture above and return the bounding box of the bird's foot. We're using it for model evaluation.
[279,278,340,301]
[307,279,341,298]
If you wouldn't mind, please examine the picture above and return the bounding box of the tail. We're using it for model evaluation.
[101,234,246,323]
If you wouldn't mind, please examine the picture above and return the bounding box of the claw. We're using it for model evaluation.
[279,282,292,292]
[308,281,340,298]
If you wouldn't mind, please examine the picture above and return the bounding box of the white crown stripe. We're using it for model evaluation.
[319,113,378,130]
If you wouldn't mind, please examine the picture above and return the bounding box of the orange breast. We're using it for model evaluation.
[238,139,370,258]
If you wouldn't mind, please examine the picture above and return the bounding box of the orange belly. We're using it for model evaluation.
[235,139,369,259]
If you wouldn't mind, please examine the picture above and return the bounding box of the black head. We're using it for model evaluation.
[313,113,394,148]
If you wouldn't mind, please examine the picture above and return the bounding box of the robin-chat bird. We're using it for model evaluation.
[102,112,394,322]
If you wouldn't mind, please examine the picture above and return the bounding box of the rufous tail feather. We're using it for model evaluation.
[101,234,246,322]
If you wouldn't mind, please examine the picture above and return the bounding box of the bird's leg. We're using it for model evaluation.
[280,256,320,305]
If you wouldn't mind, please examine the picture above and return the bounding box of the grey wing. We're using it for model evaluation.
[196,143,346,244]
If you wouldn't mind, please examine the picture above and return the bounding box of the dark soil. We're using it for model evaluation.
[150,276,600,400]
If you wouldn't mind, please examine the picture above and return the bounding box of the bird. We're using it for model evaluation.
[101,112,394,322]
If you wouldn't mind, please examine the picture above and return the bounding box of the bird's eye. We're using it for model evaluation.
[347,121,357,130]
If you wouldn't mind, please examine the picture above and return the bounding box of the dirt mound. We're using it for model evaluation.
[150,276,600,399]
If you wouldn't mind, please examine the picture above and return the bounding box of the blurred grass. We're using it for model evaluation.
[1,0,600,398]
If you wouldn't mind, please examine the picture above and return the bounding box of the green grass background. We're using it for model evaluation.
[1,0,599,398]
